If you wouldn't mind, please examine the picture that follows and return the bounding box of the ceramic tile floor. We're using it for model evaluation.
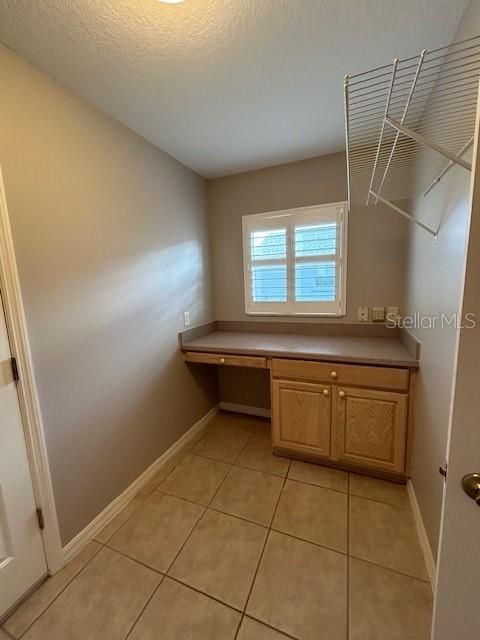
[2,412,433,640]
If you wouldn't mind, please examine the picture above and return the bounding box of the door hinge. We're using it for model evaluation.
[36,507,45,530]
[11,356,19,383]
[439,463,448,481]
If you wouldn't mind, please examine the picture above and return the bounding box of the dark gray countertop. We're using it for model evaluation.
[181,329,419,368]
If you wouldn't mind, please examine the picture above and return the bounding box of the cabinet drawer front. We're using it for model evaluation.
[184,351,267,369]
[332,386,407,474]
[271,358,409,392]
[272,379,331,458]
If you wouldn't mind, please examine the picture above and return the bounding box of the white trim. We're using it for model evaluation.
[0,167,64,574]
[219,402,271,418]
[242,202,348,317]
[63,405,219,563]
[407,479,436,589]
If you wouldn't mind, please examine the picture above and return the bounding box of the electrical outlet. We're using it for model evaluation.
[372,306,385,322]
[357,306,369,322]
[387,306,400,324]
[183,311,191,327]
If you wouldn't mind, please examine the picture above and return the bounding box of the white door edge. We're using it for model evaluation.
[0,165,64,574]
[431,84,480,639]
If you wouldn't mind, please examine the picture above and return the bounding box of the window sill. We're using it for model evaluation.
[245,311,347,318]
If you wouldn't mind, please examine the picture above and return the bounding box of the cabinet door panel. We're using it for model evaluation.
[272,379,331,458]
[333,387,407,473]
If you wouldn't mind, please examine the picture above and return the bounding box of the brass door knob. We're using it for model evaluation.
[322,389,329,396]
[338,390,345,398]
[462,473,480,505]
[219,358,226,364]
[331,371,338,379]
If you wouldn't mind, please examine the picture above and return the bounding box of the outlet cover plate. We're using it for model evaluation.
[357,306,369,322]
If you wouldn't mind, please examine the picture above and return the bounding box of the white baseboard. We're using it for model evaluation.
[63,405,218,563]
[219,401,271,418]
[407,479,436,589]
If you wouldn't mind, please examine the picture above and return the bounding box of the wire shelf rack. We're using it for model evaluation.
[344,34,480,237]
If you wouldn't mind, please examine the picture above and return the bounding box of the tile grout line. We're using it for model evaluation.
[235,460,287,478]
[195,445,412,512]
[125,441,428,623]
[105,504,430,587]
[232,432,254,465]
[123,459,213,640]
[12,417,422,640]
[235,614,245,639]
[124,430,266,640]
[123,495,210,640]
[286,476,349,497]
[347,554,432,584]
[167,575,244,614]
[95,441,198,546]
[233,613,244,638]
[0,626,16,640]
[152,442,424,635]
[94,496,148,545]
[11,435,200,640]
[14,540,105,639]
[241,458,293,625]
[103,544,166,576]
[286,476,349,495]
[243,613,300,640]
[142,434,239,619]
[4,418,258,640]
[349,491,413,512]
[268,526,348,556]
[122,574,166,640]
[108,441,428,638]
[208,503,269,529]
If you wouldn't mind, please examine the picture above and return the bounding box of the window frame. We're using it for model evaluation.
[242,202,348,316]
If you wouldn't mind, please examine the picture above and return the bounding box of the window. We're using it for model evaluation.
[242,202,347,316]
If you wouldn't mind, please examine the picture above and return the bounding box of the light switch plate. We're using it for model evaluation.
[387,306,399,324]
[357,305,369,322]
[183,311,191,327]
[372,306,385,322]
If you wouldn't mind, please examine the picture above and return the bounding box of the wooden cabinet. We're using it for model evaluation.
[332,386,407,474]
[271,358,412,478]
[272,379,331,458]
[271,358,409,392]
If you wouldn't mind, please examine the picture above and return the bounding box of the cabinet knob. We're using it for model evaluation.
[219,358,226,364]
[322,389,329,396]
[338,390,345,398]
[330,371,338,379]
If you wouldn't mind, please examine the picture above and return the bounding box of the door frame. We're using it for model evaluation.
[0,165,64,574]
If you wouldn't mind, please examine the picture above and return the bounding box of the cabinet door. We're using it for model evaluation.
[332,386,407,473]
[272,379,331,458]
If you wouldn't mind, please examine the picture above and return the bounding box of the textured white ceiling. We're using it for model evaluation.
[0,0,469,177]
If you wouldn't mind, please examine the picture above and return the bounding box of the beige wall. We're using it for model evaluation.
[208,153,408,323]
[405,0,479,558]
[207,153,409,407]
[406,168,471,558]
[0,44,217,545]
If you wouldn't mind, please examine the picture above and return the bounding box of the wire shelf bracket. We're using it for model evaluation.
[344,34,480,239]
[385,116,472,170]
[369,191,438,239]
